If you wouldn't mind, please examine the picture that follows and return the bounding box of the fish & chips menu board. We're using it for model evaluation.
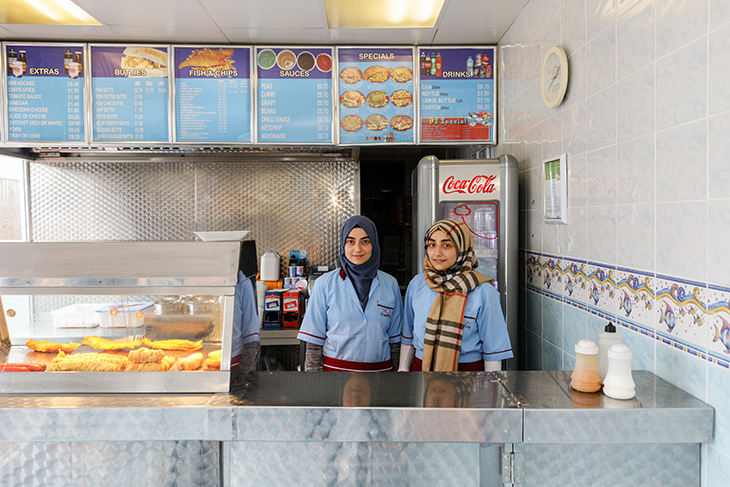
[418,47,495,144]
[174,46,252,143]
[337,48,415,145]
[4,44,86,143]
[90,45,170,143]
[255,47,333,144]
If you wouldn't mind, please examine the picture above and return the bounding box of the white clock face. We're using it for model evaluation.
[544,52,562,101]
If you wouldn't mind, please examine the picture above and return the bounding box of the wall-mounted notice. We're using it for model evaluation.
[255,47,333,144]
[337,47,415,145]
[174,46,251,143]
[418,47,496,144]
[90,45,170,143]
[4,44,86,143]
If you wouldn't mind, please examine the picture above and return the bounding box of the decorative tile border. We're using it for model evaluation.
[521,251,730,370]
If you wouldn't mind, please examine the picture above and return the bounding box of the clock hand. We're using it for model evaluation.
[546,66,561,92]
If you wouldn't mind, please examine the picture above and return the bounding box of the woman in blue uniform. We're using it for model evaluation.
[298,215,403,372]
[399,219,512,372]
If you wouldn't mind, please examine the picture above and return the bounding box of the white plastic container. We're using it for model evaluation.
[603,343,636,400]
[95,302,154,328]
[260,251,281,281]
[51,304,104,328]
[598,322,622,383]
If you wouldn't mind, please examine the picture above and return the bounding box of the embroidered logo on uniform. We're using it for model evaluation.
[463,315,476,330]
[378,302,393,318]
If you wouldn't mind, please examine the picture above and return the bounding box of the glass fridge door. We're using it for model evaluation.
[440,201,499,288]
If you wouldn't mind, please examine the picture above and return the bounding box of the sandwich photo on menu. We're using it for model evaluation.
[121,47,168,77]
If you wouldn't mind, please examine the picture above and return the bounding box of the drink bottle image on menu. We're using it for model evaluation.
[7,48,17,69]
[18,51,27,74]
[436,52,441,77]
[430,53,436,75]
[420,51,427,76]
[474,54,481,77]
[63,49,73,74]
[424,53,431,76]
[466,56,473,75]
[73,52,82,75]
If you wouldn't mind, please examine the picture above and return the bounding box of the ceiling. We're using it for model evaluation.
[0,0,528,46]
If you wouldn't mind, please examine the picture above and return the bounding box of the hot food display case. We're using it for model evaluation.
[0,241,241,393]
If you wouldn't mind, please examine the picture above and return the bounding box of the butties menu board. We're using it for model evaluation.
[90,45,170,143]
[337,47,415,145]
[255,47,333,144]
[4,44,86,143]
[174,46,252,143]
[418,47,496,144]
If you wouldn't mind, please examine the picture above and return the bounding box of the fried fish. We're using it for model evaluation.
[26,338,81,353]
[178,48,235,69]
[47,351,128,372]
[203,349,222,371]
[82,335,142,351]
[170,352,205,371]
[142,338,203,351]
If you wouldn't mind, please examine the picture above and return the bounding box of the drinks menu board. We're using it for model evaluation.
[418,47,496,144]
[174,46,252,143]
[255,47,333,144]
[4,43,86,143]
[90,45,170,143]
[337,47,415,145]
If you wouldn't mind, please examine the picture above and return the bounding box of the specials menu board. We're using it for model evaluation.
[337,47,415,145]
[90,45,170,143]
[418,47,496,144]
[255,47,333,144]
[174,46,252,143]
[4,44,86,143]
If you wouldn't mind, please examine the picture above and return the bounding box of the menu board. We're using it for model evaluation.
[255,47,333,144]
[174,46,252,143]
[4,44,86,143]
[418,47,496,144]
[337,47,415,145]
[90,45,170,143]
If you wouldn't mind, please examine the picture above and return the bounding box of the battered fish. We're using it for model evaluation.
[128,347,167,364]
[203,349,222,371]
[170,352,204,371]
[126,356,175,372]
[178,48,235,69]
[142,338,203,351]
[26,338,81,353]
[47,351,128,372]
[82,335,142,351]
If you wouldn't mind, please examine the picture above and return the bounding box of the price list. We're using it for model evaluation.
[4,44,85,143]
[418,47,496,144]
[174,47,251,143]
[255,47,333,144]
[90,45,170,143]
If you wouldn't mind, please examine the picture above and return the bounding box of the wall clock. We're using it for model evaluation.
[541,46,569,108]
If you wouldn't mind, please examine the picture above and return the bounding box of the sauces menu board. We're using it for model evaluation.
[337,47,415,145]
[418,47,495,144]
[174,46,252,143]
[90,45,170,143]
[255,47,333,144]
[4,44,86,143]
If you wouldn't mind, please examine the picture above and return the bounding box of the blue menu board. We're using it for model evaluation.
[174,46,251,143]
[418,47,495,144]
[5,44,85,143]
[90,45,170,143]
[255,47,333,144]
[337,47,415,145]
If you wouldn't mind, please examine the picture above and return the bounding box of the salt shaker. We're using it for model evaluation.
[598,322,622,383]
[603,343,635,400]
[571,339,601,393]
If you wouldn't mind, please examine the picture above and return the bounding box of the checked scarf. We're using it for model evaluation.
[421,220,493,371]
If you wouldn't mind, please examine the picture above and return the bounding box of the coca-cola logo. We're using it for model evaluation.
[442,175,496,194]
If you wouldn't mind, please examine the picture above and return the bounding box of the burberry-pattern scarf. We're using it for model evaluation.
[421,220,493,371]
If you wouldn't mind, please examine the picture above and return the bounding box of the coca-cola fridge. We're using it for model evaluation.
[412,155,518,368]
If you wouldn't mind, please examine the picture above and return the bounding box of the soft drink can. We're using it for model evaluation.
[296,266,304,277]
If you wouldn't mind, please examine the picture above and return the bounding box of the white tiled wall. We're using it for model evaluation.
[496,0,730,485]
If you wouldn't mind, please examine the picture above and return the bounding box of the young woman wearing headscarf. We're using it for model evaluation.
[399,219,512,372]
[297,215,403,372]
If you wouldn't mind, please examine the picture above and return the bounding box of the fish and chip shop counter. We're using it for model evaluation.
[0,243,714,486]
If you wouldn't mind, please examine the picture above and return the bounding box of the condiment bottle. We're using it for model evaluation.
[598,322,622,383]
[571,339,601,393]
[602,343,636,400]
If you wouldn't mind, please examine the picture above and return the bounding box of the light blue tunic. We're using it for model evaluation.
[298,268,403,366]
[402,273,513,363]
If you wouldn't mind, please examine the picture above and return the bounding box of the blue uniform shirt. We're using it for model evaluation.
[402,273,513,363]
[298,268,403,368]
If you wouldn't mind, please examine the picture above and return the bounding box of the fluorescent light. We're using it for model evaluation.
[0,0,102,25]
[325,0,445,29]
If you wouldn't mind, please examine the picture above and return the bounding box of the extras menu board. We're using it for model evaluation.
[174,46,252,143]
[4,43,86,143]
[255,47,333,144]
[418,47,496,144]
[91,45,170,143]
[337,47,415,145]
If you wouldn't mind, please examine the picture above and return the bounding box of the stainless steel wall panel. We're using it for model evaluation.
[0,177,22,240]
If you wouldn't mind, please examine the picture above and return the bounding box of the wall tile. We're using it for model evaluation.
[708,201,730,287]
[561,0,587,56]
[616,203,655,272]
[706,446,730,487]
[502,43,526,103]
[543,339,563,369]
[710,0,730,30]
[563,300,587,349]
[656,0,708,59]
[505,92,526,141]
[541,113,563,160]
[655,339,707,401]
[709,113,730,200]
[562,101,587,158]
[525,166,543,210]
[586,146,617,206]
[655,38,707,130]
[525,209,544,252]
[525,288,543,336]
[524,82,545,131]
[655,276,707,352]
[615,269,655,329]
[586,205,617,265]
[562,206,586,259]
[587,312,608,345]
[708,364,730,454]
[586,0,618,39]
[543,219,562,256]
[526,330,544,370]
[616,133,655,204]
[586,26,617,96]
[656,120,708,202]
[709,23,730,116]
[567,153,587,208]
[586,86,617,151]
[706,286,730,362]
[620,327,655,372]
[565,47,587,108]
[616,65,654,141]
[524,41,543,84]
[656,202,707,282]
[585,262,616,317]
[524,125,543,168]
[543,294,564,349]
[564,259,589,307]
[616,0,655,79]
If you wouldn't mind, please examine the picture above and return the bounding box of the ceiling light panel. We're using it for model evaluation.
[325,0,445,29]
